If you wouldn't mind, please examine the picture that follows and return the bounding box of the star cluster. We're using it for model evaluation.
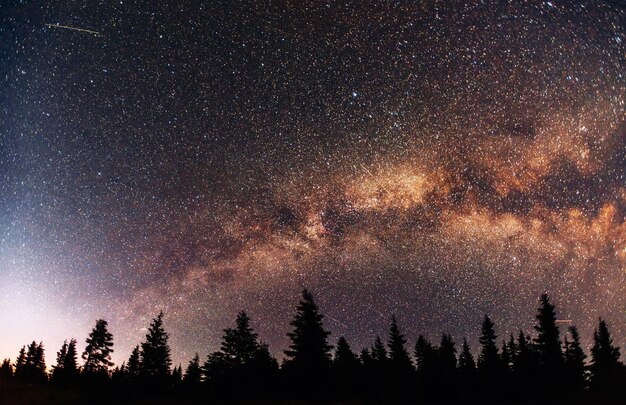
[0,1,624,367]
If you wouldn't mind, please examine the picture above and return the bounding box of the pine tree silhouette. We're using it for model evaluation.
[478,315,500,401]
[83,319,114,376]
[534,294,563,399]
[590,318,622,402]
[415,335,437,402]
[171,364,182,385]
[221,311,258,365]
[0,358,13,381]
[183,353,202,385]
[387,316,413,371]
[513,331,539,402]
[51,340,68,384]
[333,336,360,373]
[284,289,332,370]
[21,341,47,384]
[140,311,172,379]
[438,333,458,402]
[458,338,477,402]
[332,336,361,398]
[371,336,388,365]
[478,315,499,373]
[458,338,476,375]
[126,345,142,377]
[564,325,587,402]
[13,346,26,381]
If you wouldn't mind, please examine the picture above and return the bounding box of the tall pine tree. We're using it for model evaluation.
[221,311,258,365]
[564,325,587,401]
[590,319,622,401]
[140,311,172,379]
[387,316,413,371]
[83,319,114,375]
[284,289,332,372]
[183,353,202,385]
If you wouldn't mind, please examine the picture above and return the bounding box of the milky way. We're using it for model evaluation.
[1,1,625,368]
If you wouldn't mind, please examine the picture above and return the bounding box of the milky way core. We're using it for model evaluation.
[1,1,625,367]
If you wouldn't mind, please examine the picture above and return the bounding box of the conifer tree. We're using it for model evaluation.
[387,316,412,371]
[371,336,388,364]
[221,311,258,365]
[478,315,499,374]
[439,333,458,401]
[564,325,587,400]
[332,337,360,395]
[458,338,476,401]
[23,341,47,383]
[51,340,68,383]
[333,336,360,372]
[534,294,563,369]
[478,315,500,400]
[415,335,437,402]
[590,319,622,401]
[171,365,182,385]
[126,345,142,377]
[458,338,476,375]
[284,289,332,372]
[439,333,457,374]
[0,358,13,381]
[64,339,79,378]
[140,311,172,378]
[83,319,114,375]
[414,335,435,374]
[14,346,26,381]
[184,353,202,385]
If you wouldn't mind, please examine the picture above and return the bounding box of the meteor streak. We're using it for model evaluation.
[45,24,101,36]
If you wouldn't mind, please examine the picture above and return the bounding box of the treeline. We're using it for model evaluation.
[1,291,624,404]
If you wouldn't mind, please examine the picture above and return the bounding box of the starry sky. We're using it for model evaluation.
[0,1,625,368]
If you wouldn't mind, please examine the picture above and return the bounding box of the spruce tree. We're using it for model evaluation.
[64,339,79,379]
[332,337,360,395]
[478,315,500,400]
[126,345,142,377]
[414,335,435,374]
[439,334,458,402]
[590,319,622,401]
[0,359,13,381]
[371,336,388,363]
[184,353,202,385]
[284,289,332,372]
[387,316,412,371]
[534,294,564,399]
[51,340,68,383]
[333,336,360,371]
[83,319,114,375]
[171,365,183,385]
[439,333,457,374]
[140,311,172,378]
[478,315,499,374]
[221,311,258,365]
[458,338,476,402]
[14,346,26,381]
[513,331,538,402]
[415,335,437,402]
[564,325,587,400]
[458,338,476,375]
[534,294,563,368]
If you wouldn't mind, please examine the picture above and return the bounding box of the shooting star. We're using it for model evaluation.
[556,319,573,324]
[45,24,102,36]
[326,314,349,329]
[359,163,391,194]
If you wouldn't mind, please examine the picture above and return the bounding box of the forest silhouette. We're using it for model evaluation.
[0,290,624,404]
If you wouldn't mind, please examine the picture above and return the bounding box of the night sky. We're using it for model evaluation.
[1,1,625,368]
